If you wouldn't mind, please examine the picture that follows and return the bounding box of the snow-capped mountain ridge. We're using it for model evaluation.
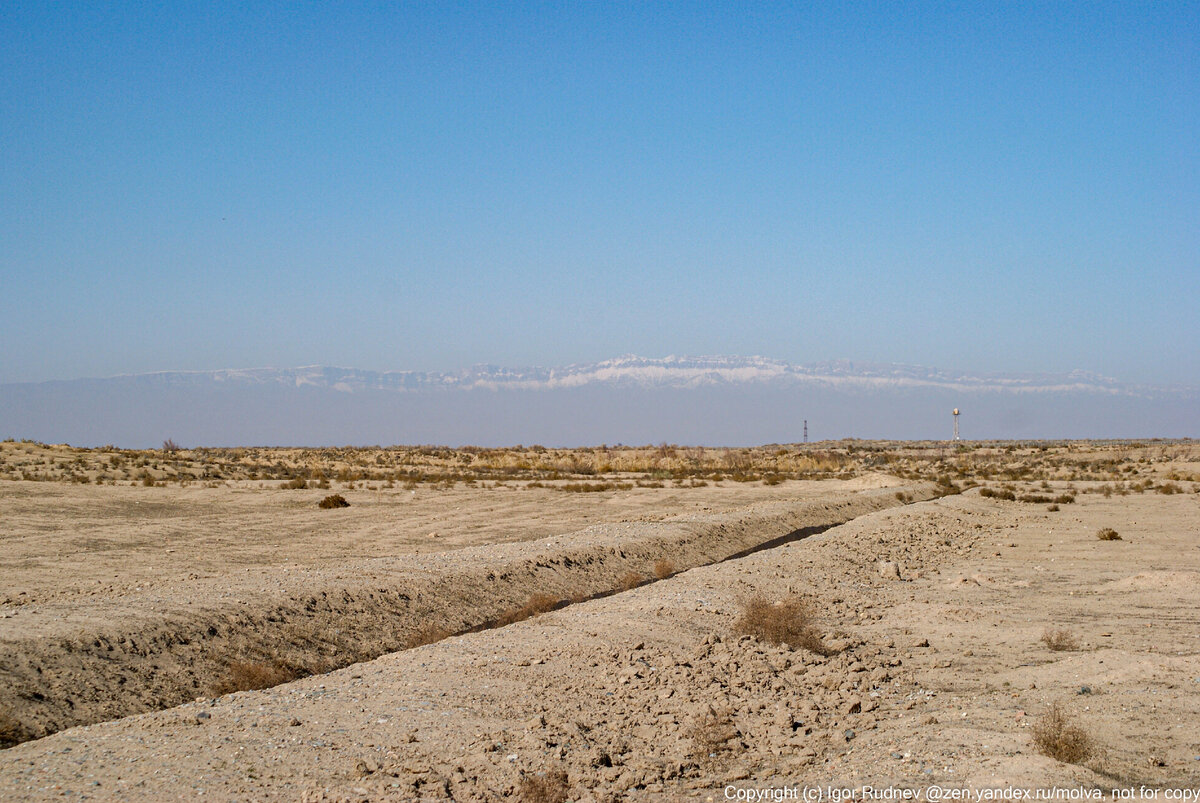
[5,356,1193,446]
[48,356,1188,398]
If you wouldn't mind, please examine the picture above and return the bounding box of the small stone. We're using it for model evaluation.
[289,718,301,726]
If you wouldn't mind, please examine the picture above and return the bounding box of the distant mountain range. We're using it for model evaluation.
[2,356,1194,447]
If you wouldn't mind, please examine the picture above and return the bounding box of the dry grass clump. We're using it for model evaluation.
[1041,628,1079,651]
[318,493,350,509]
[734,595,832,655]
[1096,527,1121,541]
[1032,702,1095,764]
[688,706,740,761]
[281,476,308,489]
[210,660,297,696]
[495,593,560,627]
[405,622,452,649]
[0,710,33,749]
[559,481,633,492]
[517,768,571,803]
[619,571,644,591]
[653,559,675,579]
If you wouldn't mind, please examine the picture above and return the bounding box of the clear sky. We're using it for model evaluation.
[1,2,1196,385]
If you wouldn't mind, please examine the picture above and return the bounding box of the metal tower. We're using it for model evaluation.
[803,420,808,444]
[953,408,960,441]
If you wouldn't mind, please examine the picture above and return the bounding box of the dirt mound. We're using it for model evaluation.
[0,483,935,745]
[1104,570,1200,593]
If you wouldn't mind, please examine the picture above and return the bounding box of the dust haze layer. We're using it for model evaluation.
[1,356,1195,447]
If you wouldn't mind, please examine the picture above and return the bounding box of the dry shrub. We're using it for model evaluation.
[688,706,740,761]
[281,477,308,489]
[210,660,296,696]
[496,593,560,626]
[559,481,633,492]
[619,571,644,591]
[735,595,832,655]
[517,768,571,803]
[653,559,675,580]
[1041,628,1079,651]
[318,493,350,509]
[0,710,33,749]
[406,623,452,648]
[1032,703,1095,764]
[1096,527,1121,541]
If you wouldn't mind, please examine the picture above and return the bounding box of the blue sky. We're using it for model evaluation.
[2,2,1196,385]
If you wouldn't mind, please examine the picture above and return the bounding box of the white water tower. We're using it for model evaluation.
[953,408,960,441]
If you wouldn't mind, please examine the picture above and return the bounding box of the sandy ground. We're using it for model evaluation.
[0,475,919,744]
[3,478,890,612]
[2,482,1198,800]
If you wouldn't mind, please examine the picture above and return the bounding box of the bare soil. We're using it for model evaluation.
[1,450,1198,800]
[0,475,920,745]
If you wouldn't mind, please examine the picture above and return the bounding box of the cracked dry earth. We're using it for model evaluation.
[2,488,1199,801]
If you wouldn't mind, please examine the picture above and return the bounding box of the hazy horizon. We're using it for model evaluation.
[2,355,1193,447]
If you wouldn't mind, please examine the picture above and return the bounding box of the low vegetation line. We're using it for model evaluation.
[0,483,937,748]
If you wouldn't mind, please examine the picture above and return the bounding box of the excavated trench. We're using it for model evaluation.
[0,483,936,746]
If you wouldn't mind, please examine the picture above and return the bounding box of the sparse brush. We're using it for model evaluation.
[619,571,644,591]
[1041,628,1079,651]
[559,481,633,492]
[1096,527,1121,541]
[281,477,308,489]
[495,593,560,626]
[1032,702,1095,765]
[210,660,296,696]
[405,622,452,649]
[318,494,350,509]
[734,595,832,655]
[0,710,33,749]
[653,559,675,580]
[688,706,740,761]
[517,768,571,803]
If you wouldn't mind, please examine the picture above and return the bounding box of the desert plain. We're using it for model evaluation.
[0,439,1198,801]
